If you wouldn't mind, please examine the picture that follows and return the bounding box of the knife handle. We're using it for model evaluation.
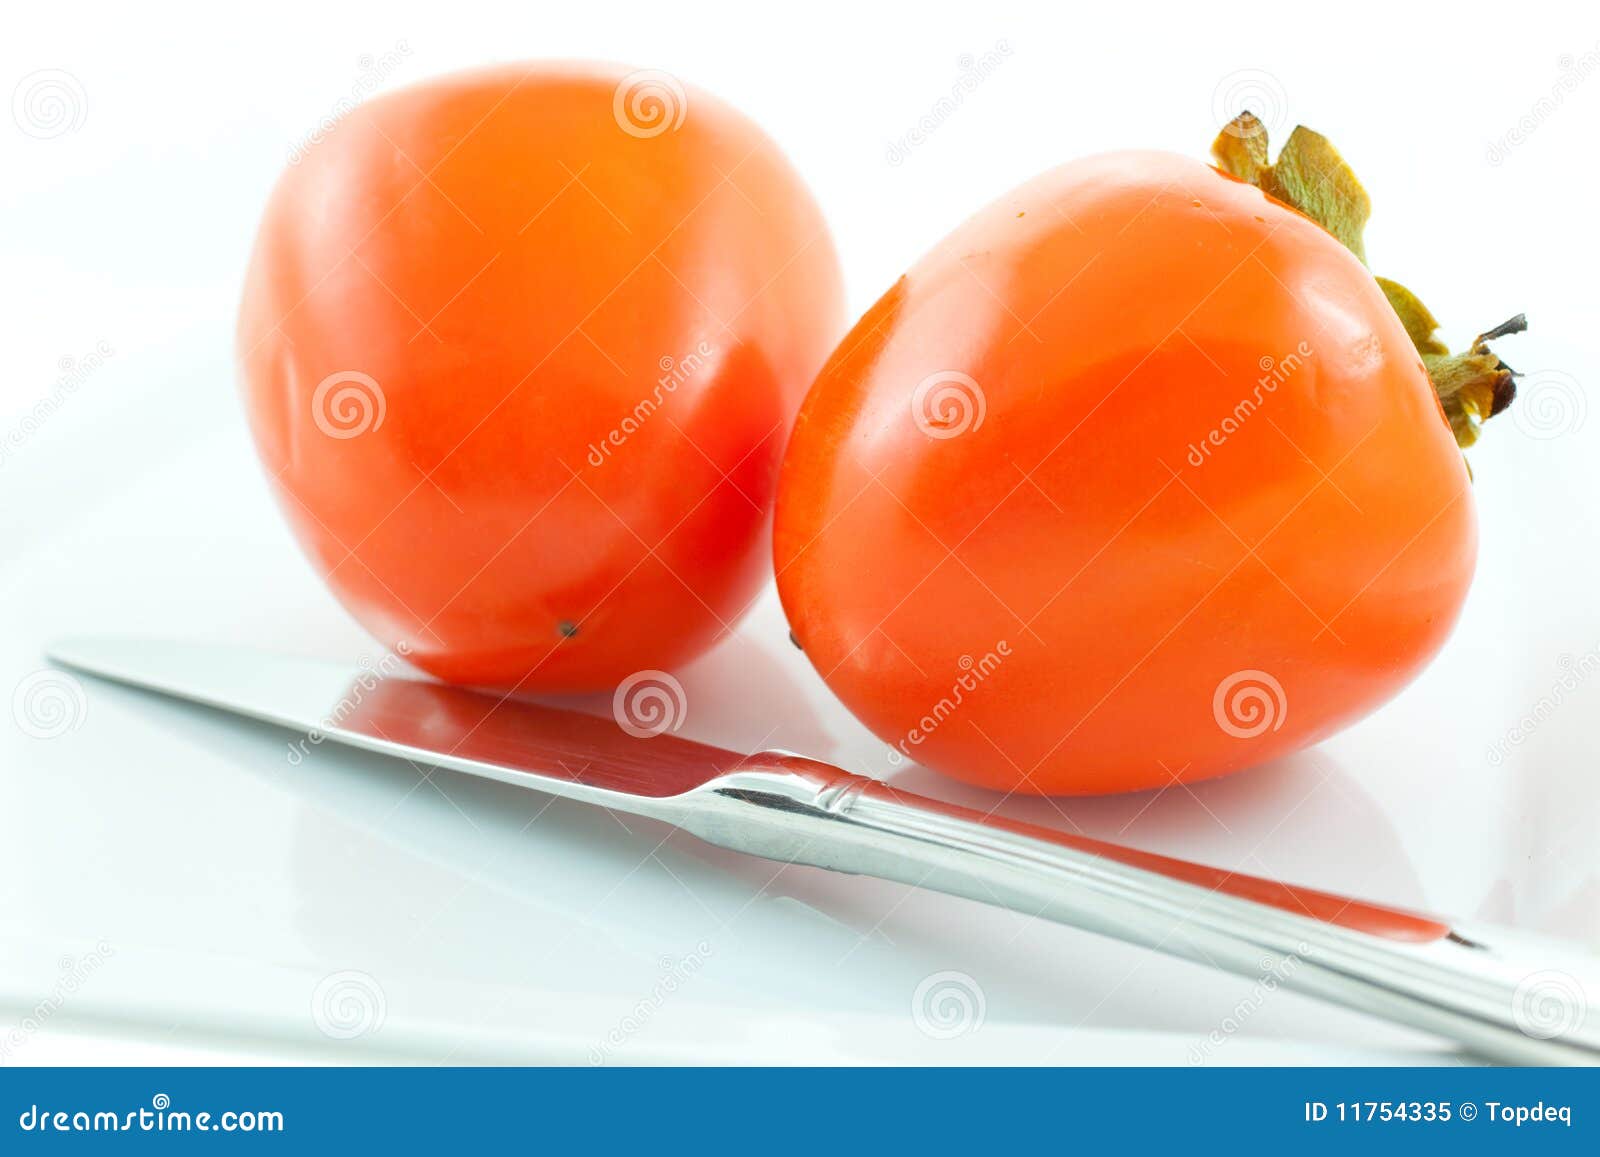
[682,755,1599,1065]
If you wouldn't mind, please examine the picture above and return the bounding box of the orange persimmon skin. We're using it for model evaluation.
[238,64,844,690]
[774,151,1475,796]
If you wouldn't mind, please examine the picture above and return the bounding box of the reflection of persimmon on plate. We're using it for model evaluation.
[775,114,1525,796]
[238,63,844,693]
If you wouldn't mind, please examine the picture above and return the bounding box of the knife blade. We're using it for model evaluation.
[46,636,1600,1064]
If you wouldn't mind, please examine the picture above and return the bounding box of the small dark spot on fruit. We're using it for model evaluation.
[788,630,803,651]
[1016,210,1026,218]
[557,620,579,639]
[1254,215,1265,223]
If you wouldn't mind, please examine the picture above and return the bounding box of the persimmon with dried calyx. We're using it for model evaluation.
[773,113,1525,796]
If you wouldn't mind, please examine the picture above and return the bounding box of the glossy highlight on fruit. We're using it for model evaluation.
[774,145,1479,796]
[239,63,845,690]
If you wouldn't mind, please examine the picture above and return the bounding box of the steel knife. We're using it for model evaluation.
[46,636,1599,1065]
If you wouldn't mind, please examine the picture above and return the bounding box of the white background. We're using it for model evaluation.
[2,0,1596,1063]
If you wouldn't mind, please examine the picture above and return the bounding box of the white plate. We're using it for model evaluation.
[2,326,1594,1065]
[6,0,1599,1068]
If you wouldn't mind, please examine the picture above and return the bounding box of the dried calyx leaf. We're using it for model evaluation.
[1214,114,1371,262]
[1211,112,1523,452]
[1416,312,1525,448]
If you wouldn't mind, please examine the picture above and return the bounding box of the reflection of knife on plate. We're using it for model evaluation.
[48,636,1599,1065]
